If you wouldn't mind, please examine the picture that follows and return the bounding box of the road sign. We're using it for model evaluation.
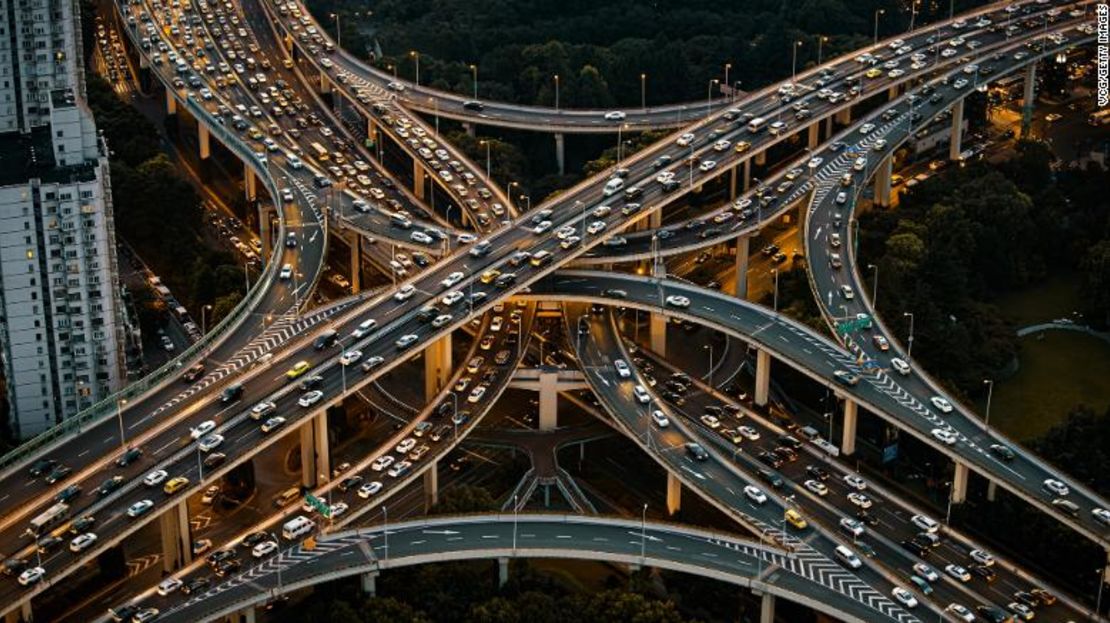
[304,493,330,518]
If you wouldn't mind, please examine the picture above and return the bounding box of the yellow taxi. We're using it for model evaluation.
[164,476,190,495]
[285,360,312,380]
[480,269,501,284]
[784,508,808,530]
[865,68,883,79]
[734,141,751,153]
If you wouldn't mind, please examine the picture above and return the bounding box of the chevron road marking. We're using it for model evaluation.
[126,554,161,578]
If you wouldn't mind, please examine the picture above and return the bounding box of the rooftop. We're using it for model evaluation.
[0,127,97,188]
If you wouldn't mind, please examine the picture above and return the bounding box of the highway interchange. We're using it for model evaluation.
[0,0,1106,621]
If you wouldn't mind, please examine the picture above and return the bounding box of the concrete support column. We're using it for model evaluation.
[258,203,273,260]
[949,98,965,161]
[887,83,899,101]
[986,479,997,502]
[360,571,379,596]
[165,89,177,115]
[824,115,833,138]
[760,593,775,623]
[841,399,858,456]
[198,124,210,160]
[413,162,426,200]
[647,206,662,230]
[754,349,771,407]
[538,371,559,431]
[320,73,331,93]
[666,472,682,515]
[554,133,565,175]
[498,557,509,587]
[368,120,379,146]
[227,608,256,623]
[300,411,330,488]
[345,230,362,294]
[742,159,751,192]
[732,235,750,299]
[951,461,969,505]
[729,166,739,200]
[807,123,819,150]
[1020,63,1036,138]
[754,150,766,166]
[463,122,475,137]
[649,314,667,357]
[5,600,32,622]
[874,156,892,208]
[835,108,851,126]
[244,163,257,201]
[423,333,452,401]
[159,500,192,572]
[424,458,439,511]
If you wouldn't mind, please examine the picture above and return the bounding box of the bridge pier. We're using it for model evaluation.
[649,313,667,357]
[986,479,997,502]
[951,461,969,504]
[742,159,752,193]
[360,570,379,596]
[873,156,892,208]
[666,472,682,515]
[887,83,900,101]
[159,500,192,572]
[554,133,565,175]
[824,115,833,139]
[165,89,177,115]
[1020,63,1036,138]
[300,410,331,488]
[835,108,851,126]
[498,557,509,587]
[413,162,427,200]
[807,124,819,150]
[320,72,331,94]
[754,150,766,167]
[949,98,965,161]
[731,235,750,299]
[760,592,775,623]
[424,458,439,511]
[539,370,559,431]
[424,333,452,401]
[226,607,255,623]
[841,399,858,456]
[729,166,738,200]
[198,124,210,160]
[754,349,771,407]
[368,119,379,148]
[463,122,475,137]
[258,202,274,261]
[244,163,257,201]
[345,230,362,294]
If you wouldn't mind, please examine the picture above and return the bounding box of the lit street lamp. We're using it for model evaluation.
[116,398,128,447]
[706,79,718,115]
[817,35,828,65]
[554,74,560,111]
[903,311,915,362]
[867,263,879,307]
[640,73,646,108]
[874,9,885,46]
[409,50,420,85]
[791,41,803,86]
[469,64,478,99]
[479,139,492,179]
[983,379,994,430]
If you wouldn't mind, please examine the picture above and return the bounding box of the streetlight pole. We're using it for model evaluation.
[640,73,646,108]
[201,303,213,362]
[480,140,491,179]
[410,51,420,85]
[554,75,559,111]
[983,379,994,430]
[117,398,128,447]
[874,9,885,46]
[772,268,779,313]
[469,64,478,99]
[382,505,389,560]
[512,495,519,552]
[616,123,625,166]
[909,0,919,33]
[817,36,828,66]
[329,13,341,48]
[723,64,731,100]
[706,79,718,115]
[903,312,915,362]
[705,343,714,388]
[640,503,648,564]
[791,41,803,86]
[867,263,879,307]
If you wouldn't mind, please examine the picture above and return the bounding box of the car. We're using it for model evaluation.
[157,577,183,596]
[743,485,767,505]
[944,603,975,622]
[700,414,721,429]
[665,295,690,308]
[699,159,718,172]
[98,476,124,497]
[1093,508,1110,526]
[804,480,828,496]
[840,284,855,299]
[685,443,709,461]
[784,509,808,529]
[251,540,278,558]
[361,357,385,372]
[113,447,143,469]
[1008,602,1034,621]
[913,563,939,582]
[650,410,670,428]
[945,564,971,582]
[806,465,830,481]
[279,263,293,279]
[18,567,45,587]
[198,433,224,452]
[339,349,363,366]
[351,319,378,339]
[1029,588,1056,606]
[840,518,864,537]
[843,474,867,491]
[911,514,940,534]
[250,401,277,420]
[299,390,324,407]
[833,370,859,386]
[890,358,911,375]
[285,360,312,379]
[847,492,872,508]
[604,111,626,121]
[1043,478,1069,496]
[394,284,416,301]
[613,359,631,378]
[358,481,383,498]
[676,133,695,147]
[182,363,206,383]
[164,476,190,495]
[181,576,210,595]
[632,385,650,404]
[387,460,413,478]
[127,499,154,518]
[968,548,995,567]
[69,532,98,553]
[737,426,760,441]
[143,469,169,487]
[202,485,220,505]
[190,420,216,440]
[261,416,287,433]
[299,375,325,391]
[872,335,889,351]
[932,428,958,445]
[1013,591,1039,608]
[54,483,81,503]
[891,587,918,609]
[929,396,953,413]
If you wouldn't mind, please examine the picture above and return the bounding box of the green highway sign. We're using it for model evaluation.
[304,492,330,518]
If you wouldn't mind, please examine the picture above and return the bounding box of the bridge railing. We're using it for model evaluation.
[0,27,290,477]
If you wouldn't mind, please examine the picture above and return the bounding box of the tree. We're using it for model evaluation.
[360,597,432,623]
[1080,240,1110,329]
[431,484,498,515]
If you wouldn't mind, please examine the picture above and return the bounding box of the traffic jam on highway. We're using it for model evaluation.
[1,0,1106,622]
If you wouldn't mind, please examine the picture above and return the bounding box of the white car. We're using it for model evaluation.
[190,420,216,439]
[743,485,767,505]
[890,358,911,375]
[969,548,994,566]
[358,481,383,498]
[699,159,718,172]
[632,385,650,404]
[457,233,478,245]
[441,272,464,289]
[157,577,183,596]
[676,133,695,147]
[713,139,731,152]
[651,410,670,428]
[587,221,606,235]
[468,386,487,403]
[604,111,626,121]
[614,359,631,378]
[339,350,363,366]
[737,426,760,441]
[932,428,958,445]
[700,414,721,429]
[330,502,349,518]
[665,295,690,308]
[911,514,939,533]
[198,433,224,452]
[371,455,395,472]
[804,479,828,496]
[1043,478,1069,497]
[807,156,823,168]
[945,604,975,622]
[396,334,419,349]
[1093,508,1110,526]
[859,123,875,134]
[252,540,278,558]
[892,587,918,609]
[913,563,939,582]
[298,390,324,407]
[655,171,675,184]
[387,461,413,478]
[840,285,855,300]
[143,469,169,487]
[930,396,953,413]
[395,438,417,454]
[843,474,867,491]
[847,492,873,509]
[279,263,293,279]
[432,314,453,328]
[840,517,864,537]
[441,291,465,306]
[69,532,98,553]
[393,284,416,302]
[17,567,45,586]
[945,564,971,582]
[250,401,277,419]
[351,319,377,338]
[127,499,154,518]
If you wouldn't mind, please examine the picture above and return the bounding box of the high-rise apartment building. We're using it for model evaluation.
[0,0,128,439]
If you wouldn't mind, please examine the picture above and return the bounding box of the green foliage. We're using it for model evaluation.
[430,484,498,515]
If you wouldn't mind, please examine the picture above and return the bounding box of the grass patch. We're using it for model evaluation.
[994,272,1083,327]
[986,331,1110,442]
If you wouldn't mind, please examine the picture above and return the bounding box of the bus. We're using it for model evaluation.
[1088,109,1110,126]
[309,142,329,161]
[29,503,70,537]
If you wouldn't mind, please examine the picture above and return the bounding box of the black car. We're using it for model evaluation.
[299,375,325,391]
[55,484,81,503]
[756,451,783,469]
[772,447,797,463]
[805,465,830,481]
[203,453,227,469]
[900,539,930,558]
[1013,591,1038,607]
[116,447,143,467]
[2,557,27,576]
[215,558,241,577]
[207,549,236,567]
[989,444,1015,461]
[99,476,124,496]
[37,535,63,553]
[855,509,879,526]
[462,100,484,111]
[312,329,339,350]
[44,465,71,484]
[28,458,58,477]
[181,577,210,595]
[240,532,269,549]
[976,605,1012,623]
[108,605,141,622]
[183,363,206,383]
[758,469,783,489]
[338,476,364,492]
[71,515,96,533]
[685,443,709,461]
[969,563,996,582]
[220,383,244,404]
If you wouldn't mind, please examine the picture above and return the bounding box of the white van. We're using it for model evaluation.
[910,514,939,534]
[747,117,767,133]
[282,515,315,541]
[834,545,862,569]
[603,177,625,197]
